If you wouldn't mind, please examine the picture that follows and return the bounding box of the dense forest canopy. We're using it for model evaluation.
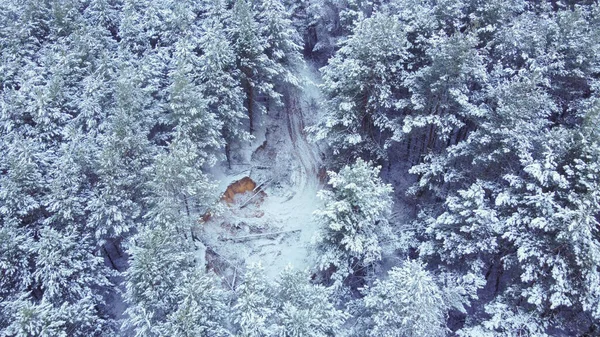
[1,0,599,336]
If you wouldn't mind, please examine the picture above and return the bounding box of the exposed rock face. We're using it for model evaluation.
[200,177,265,224]
[221,177,258,203]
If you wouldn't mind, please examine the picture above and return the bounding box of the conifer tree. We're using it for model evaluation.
[233,263,276,337]
[229,0,271,134]
[362,260,448,337]
[233,264,346,336]
[312,13,410,161]
[273,266,347,337]
[123,224,229,336]
[198,12,250,167]
[257,0,304,87]
[313,159,394,287]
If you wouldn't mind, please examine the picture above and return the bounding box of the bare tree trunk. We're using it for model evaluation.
[495,260,504,295]
[248,84,254,135]
[241,72,255,135]
[184,195,190,217]
[427,124,435,150]
[419,132,427,159]
[103,245,118,271]
[225,142,231,170]
[406,136,412,164]
[112,239,123,258]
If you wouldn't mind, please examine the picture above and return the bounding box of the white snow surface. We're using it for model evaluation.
[200,64,325,281]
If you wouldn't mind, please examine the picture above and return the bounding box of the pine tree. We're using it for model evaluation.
[86,67,156,243]
[313,158,394,288]
[362,260,448,337]
[273,266,347,337]
[312,13,410,161]
[3,295,115,337]
[413,62,600,333]
[280,0,321,56]
[458,299,550,337]
[229,0,271,135]
[233,264,346,337]
[167,35,223,159]
[0,223,32,326]
[401,31,486,157]
[123,224,231,336]
[1,227,116,336]
[161,271,230,337]
[144,137,218,230]
[198,11,250,168]
[0,134,48,226]
[31,227,113,304]
[233,263,276,337]
[256,0,304,87]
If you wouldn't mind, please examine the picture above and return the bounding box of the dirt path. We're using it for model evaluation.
[239,82,323,279]
[199,65,325,281]
[284,91,321,194]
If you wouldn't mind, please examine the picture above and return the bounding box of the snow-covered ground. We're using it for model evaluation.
[199,64,325,281]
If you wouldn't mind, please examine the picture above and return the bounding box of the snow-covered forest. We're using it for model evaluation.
[1,0,600,336]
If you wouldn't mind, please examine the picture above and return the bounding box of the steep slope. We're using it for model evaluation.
[199,64,325,281]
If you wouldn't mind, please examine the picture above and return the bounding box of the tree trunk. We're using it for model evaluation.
[103,245,118,271]
[184,195,190,217]
[494,260,504,295]
[225,142,231,170]
[112,239,123,257]
[241,71,255,135]
[427,124,435,150]
[248,83,254,135]
[420,132,427,159]
[406,136,412,164]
